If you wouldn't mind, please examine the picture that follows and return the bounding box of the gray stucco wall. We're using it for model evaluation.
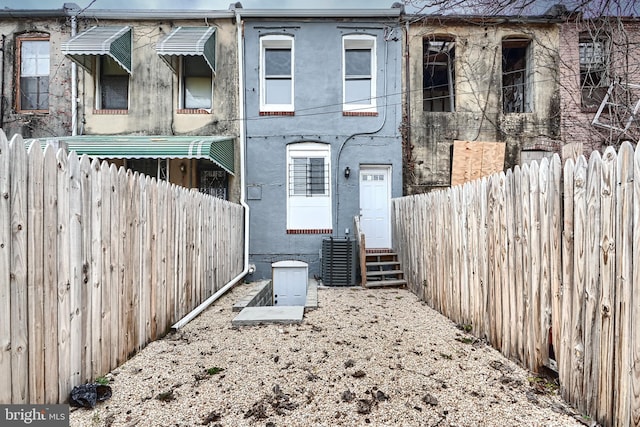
[242,18,404,280]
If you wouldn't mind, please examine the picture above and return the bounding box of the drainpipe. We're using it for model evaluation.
[71,15,78,135]
[172,8,251,329]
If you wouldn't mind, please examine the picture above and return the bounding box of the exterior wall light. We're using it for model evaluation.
[344,166,351,179]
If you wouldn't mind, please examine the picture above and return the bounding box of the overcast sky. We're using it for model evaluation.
[2,0,400,10]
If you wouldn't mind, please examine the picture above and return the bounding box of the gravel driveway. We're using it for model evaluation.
[70,283,583,426]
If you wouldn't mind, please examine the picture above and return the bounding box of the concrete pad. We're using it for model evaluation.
[232,306,304,326]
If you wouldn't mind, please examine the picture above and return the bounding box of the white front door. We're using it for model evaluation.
[359,166,391,249]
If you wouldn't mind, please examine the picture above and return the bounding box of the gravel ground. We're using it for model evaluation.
[70,284,583,427]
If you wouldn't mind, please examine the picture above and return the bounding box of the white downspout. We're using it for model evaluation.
[71,15,77,136]
[172,9,251,329]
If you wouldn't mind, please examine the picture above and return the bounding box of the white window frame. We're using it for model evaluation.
[260,35,294,113]
[342,34,376,113]
[178,56,213,110]
[286,143,332,230]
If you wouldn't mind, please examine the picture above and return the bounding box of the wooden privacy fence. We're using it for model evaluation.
[0,130,244,405]
[392,141,639,427]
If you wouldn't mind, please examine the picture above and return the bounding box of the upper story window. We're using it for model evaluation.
[423,36,455,112]
[343,35,376,113]
[260,35,294,113]
[61,26,132,113]
[579,33,609,111]
[156,26,216,113]
[16,36,50,112]
[502,37,533,113]
[181,56,212,109]
[98,56,129,110]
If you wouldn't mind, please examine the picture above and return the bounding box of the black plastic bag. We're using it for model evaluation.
[69,383,112,408]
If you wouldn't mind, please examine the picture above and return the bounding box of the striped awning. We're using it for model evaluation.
[156,27,216,74]
[27,135,234,175]
[61,26,132,74]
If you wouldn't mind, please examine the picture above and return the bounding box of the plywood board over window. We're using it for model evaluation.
[451,140,506,186]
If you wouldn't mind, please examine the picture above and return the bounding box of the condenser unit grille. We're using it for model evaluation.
[321,237,357,286]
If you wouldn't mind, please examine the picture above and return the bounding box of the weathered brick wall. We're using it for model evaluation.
[559,19,640,157]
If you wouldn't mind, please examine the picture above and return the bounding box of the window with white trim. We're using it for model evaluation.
[181,56,212,109]
[16,37,50,112]
[260,35,294,112]
[97,56,129,110]
[286,143,332,230]
[343,35,376,112]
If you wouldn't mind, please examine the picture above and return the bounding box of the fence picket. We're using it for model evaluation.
[9,136,28,403]
[597,147,616,425]
[631,144,640,427]
[79,156,92,385]
[108,164,120,369]
[529,160,541,372]
[505,170,517,360]
[89,158,102,379]
[583,151,602,418]
[513,166,525,365]
[0,132,10,403]
[56,148,71,402]
[614,142,634,427]
[42,145,58,403]
[560,159,575,403]
[549,155,562,369]
[68,153,83,392]
[538,158,551,369]
[571,156,587,410]
[27,142,45,403]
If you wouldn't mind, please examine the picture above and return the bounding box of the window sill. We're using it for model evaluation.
[343,111,378,117]
[16,110,49,114]
[286,229,332,235]
[93,109,128,115]
[260,111,295,116]
[177,109,211,114]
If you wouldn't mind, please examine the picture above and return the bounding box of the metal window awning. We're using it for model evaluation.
[156,27,216,74]
[61,26,132,74]
[27,135,235,175]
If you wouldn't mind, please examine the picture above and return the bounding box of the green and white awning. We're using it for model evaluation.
[27,135,235,175]
[61,26,132,74]
[156,27,216,74]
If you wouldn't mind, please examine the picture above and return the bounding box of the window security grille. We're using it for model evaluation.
[289,157,329,197]
[199,169,227,199]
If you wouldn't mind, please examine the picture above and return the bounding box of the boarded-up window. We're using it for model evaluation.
[450,140,506,186]
[502,37,532,113]
[423,37,455,112]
